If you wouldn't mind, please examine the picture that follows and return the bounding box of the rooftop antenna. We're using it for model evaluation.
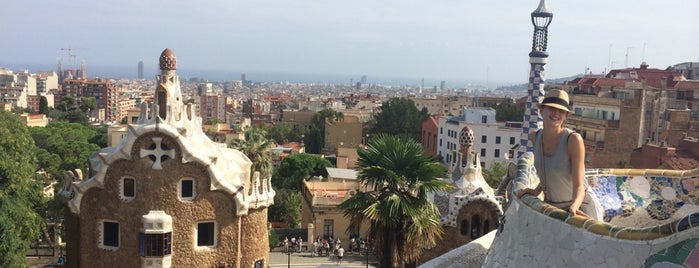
[608,43,613,72]
[625,46,634,68]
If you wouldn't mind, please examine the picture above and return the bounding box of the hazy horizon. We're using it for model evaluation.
[2,61,527,89]
[2,0,696,86]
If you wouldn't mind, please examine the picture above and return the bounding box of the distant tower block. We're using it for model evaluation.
[138,61,144,79]
[80,61,86,79]
[518,0,553,156]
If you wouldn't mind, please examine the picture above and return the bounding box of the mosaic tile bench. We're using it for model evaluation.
[483,152,699,267]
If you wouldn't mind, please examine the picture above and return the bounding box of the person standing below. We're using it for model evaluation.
[336,245,345,266]
[516,89,603,220]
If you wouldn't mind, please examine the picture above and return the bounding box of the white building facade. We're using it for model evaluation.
[437,107,521,169]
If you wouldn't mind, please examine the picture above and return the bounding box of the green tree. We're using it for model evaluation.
[56,96,79,112]
[279,190,302,228]
[482,161,507,188]
[370,98,429,141]
[339,134,453,268]
[50,96,90,125]
[306,109,343,154]
[484,102,524,122]
[265,122,306,145]
[204,118,221,125]
[79,96,97,115]
[29,121,101,179]
[228,126,274,176]
[273,153,332,191]
[0,111,43,267]
[269,189,305,226]
[39,96,49,115]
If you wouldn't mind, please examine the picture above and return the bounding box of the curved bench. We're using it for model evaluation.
[483,152,699,267]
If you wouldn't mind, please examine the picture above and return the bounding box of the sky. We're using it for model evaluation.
[1,0,698,86]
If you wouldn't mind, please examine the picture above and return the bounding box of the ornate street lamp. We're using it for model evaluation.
[519,0,554,156]
[530,0,553,56]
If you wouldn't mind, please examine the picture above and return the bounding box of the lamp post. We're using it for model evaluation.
[365,242,370,268]
[518,0,553,157]
[287,249,291,268]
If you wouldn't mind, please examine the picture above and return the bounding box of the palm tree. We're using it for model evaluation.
[228,126,273,176]
[339,134,453,268]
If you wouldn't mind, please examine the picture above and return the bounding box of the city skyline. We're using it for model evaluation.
[1,0,697,86]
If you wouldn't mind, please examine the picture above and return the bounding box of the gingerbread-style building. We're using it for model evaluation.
[60,48,274,268]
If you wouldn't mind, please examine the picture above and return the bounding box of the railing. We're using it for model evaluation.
[25,244,55,257]
[312,195,351,206]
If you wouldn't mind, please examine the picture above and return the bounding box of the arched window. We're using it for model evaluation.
[471,215,481,240]
[459,219,469,236]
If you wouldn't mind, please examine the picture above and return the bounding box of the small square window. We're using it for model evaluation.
[102,221,119,249]
[481,136,487,143]
[495,136,501,144]
[510,137,516,145]
[122,177,135,200]
[494,149,500,158]
[180,179,195,200]
[480,148,486,157]
[197,222,216,247]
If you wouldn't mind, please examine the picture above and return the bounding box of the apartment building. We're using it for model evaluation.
[300,168,371,245]
[199,93,228,123]
[410,95,473,116]
[562,63,699,167]
[324,115,363,154]
[0,69,36,108]
[437,107,521,168]
[61,78,133,122]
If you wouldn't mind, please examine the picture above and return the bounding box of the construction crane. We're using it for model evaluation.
[60,46,87,69]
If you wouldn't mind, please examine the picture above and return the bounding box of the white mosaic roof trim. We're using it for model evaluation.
[68,105,259,215]
[247,171,275,210]
[66,51,275,215]
[440,189,503,227]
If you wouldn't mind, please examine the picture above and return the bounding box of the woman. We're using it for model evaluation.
[517,89,603,220]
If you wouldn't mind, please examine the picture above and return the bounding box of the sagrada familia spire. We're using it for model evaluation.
[519,0,553,156]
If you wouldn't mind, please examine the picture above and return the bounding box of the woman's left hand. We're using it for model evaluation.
[569,207,590,218]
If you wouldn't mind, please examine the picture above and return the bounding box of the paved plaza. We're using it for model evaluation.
[269,248,378,268]
[28,249,379,268]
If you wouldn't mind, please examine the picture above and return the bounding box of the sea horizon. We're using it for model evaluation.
[2,62,521,89]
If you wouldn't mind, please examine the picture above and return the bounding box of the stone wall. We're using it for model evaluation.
[418,199,500,265]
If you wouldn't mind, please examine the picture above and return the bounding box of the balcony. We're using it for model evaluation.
[569,115,620,129]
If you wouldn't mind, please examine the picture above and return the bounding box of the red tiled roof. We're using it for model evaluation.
[661,150,699,170]
[591,78,628,87]
[675,80,699,90]
[606,67,680,89]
